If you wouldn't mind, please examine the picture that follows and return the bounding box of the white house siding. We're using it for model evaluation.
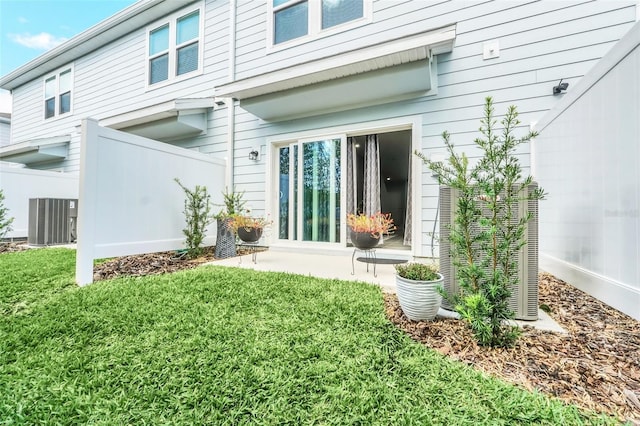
[228,0,637,256]
[533,21,640,321]
[7,0,231,172]
[0,119,9,146]
[3,0,638,257]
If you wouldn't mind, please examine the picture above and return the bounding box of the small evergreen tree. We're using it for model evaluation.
[0,189,14,240]
[175,178,213,259]
[214,187,246,219]
[418,97,545,347]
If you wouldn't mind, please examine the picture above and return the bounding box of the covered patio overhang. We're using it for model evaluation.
[100,98,215,142]
[0,135,71,165]
[214,25,456,121]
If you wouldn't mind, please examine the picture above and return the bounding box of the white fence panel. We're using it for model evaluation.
[0,165,78,238]
[533,22,640,320]
[76,119,226,285]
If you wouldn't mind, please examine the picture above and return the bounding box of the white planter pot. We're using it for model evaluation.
[395,273,444,321]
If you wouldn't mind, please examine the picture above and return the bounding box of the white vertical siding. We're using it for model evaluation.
[0,165,79,238]
[76,119,226,285]
[533,22,640,321]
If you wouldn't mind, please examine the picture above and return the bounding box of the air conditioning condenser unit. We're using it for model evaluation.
[438,184,539,321]
[28,198,78,246]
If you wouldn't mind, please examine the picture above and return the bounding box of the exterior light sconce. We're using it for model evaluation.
[248,149,259,161]
[553,79,569,95]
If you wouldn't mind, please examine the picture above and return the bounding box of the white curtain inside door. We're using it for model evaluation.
[363,134,381,216]
[363,134,382,244]
[346,137,356,216]
[346,134,382,243]
[346,137,356,243]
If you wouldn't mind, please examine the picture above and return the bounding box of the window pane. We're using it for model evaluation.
[59,92,71,114]
[293,144,298,240]
[59,69,71,93]
[273,0,289,6]
[322,0,363,29]
[279,147,290,239]
[149,54,169,84]
[176,42,198,75]
[149,24,169,55]
[302,139,340,242]
[45,76,56,98]
[177,11,199,44]
[45,98,55,119]
[274,1,308,44]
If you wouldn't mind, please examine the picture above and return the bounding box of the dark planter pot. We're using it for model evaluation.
[237,227,263,243]
[350,230,380,250]
[215,218,237,259]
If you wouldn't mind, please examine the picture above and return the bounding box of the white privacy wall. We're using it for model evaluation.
[76,119,226,285]
[533,22,640,321]
[0,165,78,238]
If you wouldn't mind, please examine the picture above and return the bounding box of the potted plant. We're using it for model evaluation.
[214,188,246,259]
[229,214,271,243]
[394,263,443,321]
[346,212,396,250]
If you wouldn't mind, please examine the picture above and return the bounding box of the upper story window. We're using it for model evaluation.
[270,0,370,49]
[44,67,72,120]
[147,6,202,87]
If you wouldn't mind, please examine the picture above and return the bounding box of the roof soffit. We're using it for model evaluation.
[0,134,71,164]
[100,98,214,142]
[214,24,456,100]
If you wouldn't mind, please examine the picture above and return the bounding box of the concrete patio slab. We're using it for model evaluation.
[213,248,401,293]
[212,249,566,333]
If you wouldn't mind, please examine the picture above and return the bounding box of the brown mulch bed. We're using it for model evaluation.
[92,247,217,281]
[385,273,640,423]
[0,242,32,254]
[9,243,639,422]
[92,246,264,282]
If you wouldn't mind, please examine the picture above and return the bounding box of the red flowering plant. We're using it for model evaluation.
[346,212,396,238]
[228,211,272,232]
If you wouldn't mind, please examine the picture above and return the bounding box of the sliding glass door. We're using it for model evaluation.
[277,136,344,244]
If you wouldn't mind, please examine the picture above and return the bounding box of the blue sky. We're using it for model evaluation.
[0,0,137,76]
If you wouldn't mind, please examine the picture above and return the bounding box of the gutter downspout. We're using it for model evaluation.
[225,0,237,189]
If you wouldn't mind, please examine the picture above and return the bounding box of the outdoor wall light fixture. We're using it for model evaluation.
[553,79,569,95]
[248,149,259,161]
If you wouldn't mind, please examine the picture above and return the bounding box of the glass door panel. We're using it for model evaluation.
[278,144,299,241]
[276,137,342,243]
[278,146,289,239]
[300,138,341,243]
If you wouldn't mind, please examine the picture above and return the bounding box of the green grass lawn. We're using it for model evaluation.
[0,248,616,425]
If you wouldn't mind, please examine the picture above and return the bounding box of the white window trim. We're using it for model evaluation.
[42,64,74,122]
[266,0,373,53]
[145,3,204,90]
[265,115,424,257]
